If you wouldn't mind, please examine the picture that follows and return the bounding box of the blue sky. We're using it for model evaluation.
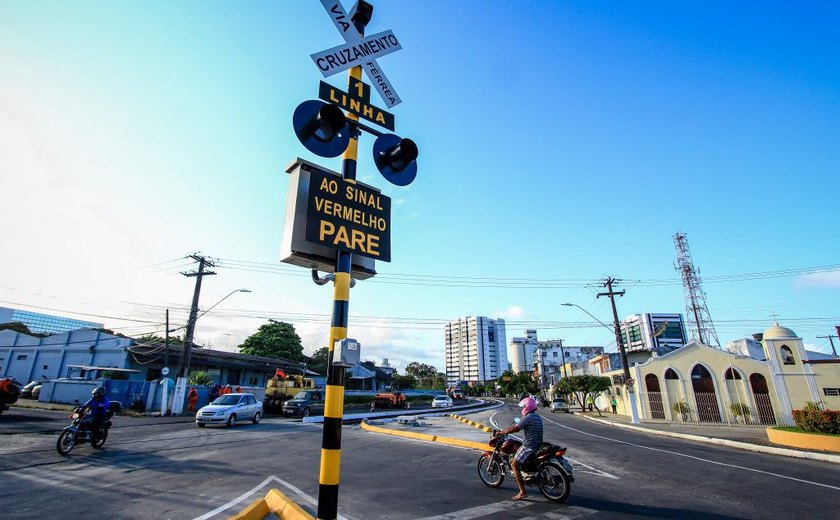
[1,1,838,371]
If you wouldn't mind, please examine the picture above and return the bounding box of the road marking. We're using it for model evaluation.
[415,499,530,519]
[543,416,840,492]
[566,457,619,480]
[192,475,352,520]
[417,501,597,520]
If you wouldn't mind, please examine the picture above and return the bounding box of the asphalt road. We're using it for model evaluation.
[1,403,838,519]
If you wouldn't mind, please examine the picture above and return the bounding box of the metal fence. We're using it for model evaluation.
[636,390,795,428]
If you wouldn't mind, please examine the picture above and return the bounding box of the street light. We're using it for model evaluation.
[197,289,252,321]
[562,302,640,423]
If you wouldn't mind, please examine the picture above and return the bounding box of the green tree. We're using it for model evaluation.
[392,373,416,390]
[554,375,610,415]
[405,362,440,387]
[137,334,183,346]
[238,321,305,361]
[307,346,330,375]
[497,370,538,398]
[188,370,212,386]
[0,322,49,338]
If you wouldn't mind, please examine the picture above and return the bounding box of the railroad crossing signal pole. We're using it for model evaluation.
[317,7,370,520]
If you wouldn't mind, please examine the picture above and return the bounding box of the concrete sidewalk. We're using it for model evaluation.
[572,411,840,464]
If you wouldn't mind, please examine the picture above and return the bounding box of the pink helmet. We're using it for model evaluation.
[518,396,538,416]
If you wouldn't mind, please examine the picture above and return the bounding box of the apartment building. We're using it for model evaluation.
[445,316,507,384]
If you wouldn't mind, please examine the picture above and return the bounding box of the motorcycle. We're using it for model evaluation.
[476,428,574,502]
[56,401,121,455]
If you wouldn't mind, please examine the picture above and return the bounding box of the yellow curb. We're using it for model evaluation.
[767,427,840,453]
[361,420,487,451]
[449,414,494,433]
[229,488,314,520]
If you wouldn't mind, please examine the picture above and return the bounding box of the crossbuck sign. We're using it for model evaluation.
[316,0,402,108]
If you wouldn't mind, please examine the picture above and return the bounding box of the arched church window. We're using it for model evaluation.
[664,368,679,380]
[724,368,742,380]
[780,345,795,365]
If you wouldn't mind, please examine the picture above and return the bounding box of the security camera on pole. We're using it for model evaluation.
[281,2,419,519]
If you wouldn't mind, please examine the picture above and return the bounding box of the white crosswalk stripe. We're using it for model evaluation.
[416,501,597,520]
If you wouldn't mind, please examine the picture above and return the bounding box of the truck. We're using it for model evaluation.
[281,390,324,417]
[372,386,406,409]
[263,371,315,414]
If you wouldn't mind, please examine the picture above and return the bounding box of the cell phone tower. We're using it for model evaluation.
[674,232,720,347]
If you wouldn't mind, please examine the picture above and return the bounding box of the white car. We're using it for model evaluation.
[431,395,453,408]
[196,393,263,427]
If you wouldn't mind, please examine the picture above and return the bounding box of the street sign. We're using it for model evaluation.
[318,80,395,131]
[318,0,402,108]
[304,167,391,261]
[311,29,401,78]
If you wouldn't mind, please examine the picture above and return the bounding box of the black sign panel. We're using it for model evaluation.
[318,81,395,131]
[305,169,391,262]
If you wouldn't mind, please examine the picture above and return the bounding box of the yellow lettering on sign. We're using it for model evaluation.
[334,226,351,248]
[319,221,335,241]
[375,112,386,125]
[320,177,338,194]
[318,220,381,257]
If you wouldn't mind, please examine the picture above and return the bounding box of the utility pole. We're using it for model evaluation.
[164,309,170,371]
[597,276,639,423]
[597,277,630,382]
[817,335,838,357]
[559,339,568,378]
[179,254,216,378]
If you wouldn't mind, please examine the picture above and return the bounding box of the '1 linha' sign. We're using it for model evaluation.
[305,168,391,262]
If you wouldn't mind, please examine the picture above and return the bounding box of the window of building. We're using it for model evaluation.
[780,346,795,365]
[664,368,679,380]
[823,388,840,397]
[16,354,27,361]
[724,368,742,380]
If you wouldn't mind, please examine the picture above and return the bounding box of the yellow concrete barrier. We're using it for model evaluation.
[449,414,494,433]
[361,420,487,451]
[767,428,840,453]
[229,488,314,520]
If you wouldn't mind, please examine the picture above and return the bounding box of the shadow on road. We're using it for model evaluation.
[65,447,228,475]
[571,496,744,519]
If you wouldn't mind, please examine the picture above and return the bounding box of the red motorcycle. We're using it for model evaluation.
[477,430,574,502]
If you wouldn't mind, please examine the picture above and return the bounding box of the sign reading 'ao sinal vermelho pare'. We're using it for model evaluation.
[305,168,391,262]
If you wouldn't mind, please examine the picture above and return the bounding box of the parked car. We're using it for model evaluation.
[19,381,40,399]
[431,395,453,408]
[282,390,324,417]
[31,383,43,400]
[550,398,570,413]
[195,393,262,427]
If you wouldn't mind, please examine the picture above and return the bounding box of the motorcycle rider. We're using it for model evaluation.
[80,387,111,436]
[498,396,544,501]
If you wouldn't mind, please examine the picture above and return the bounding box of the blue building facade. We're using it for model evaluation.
[0,306,103,334]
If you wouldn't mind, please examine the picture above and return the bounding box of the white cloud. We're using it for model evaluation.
[793,270,840,290]
[494,305,524,319]
[805,342,833,356]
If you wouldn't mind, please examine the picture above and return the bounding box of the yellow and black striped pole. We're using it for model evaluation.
[316,61,362,520]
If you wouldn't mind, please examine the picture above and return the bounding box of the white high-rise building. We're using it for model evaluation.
[445,316,507,384]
